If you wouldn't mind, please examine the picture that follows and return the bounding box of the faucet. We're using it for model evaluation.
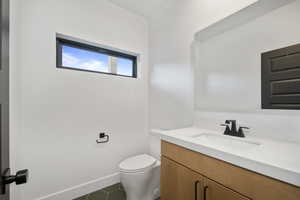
[220,120,249,138]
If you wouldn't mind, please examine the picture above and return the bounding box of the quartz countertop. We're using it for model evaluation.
[151,127,300,187]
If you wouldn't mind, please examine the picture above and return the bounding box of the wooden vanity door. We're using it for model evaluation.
[161,156,204,200]
[203,178,250,200]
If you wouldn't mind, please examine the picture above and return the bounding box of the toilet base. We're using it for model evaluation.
[121,164,160,200]
[119,155,160,200]
[121,170,155,200]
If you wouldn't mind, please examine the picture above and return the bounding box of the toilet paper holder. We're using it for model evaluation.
[96,132,109,144]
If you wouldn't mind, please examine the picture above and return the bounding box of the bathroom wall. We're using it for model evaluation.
[149,0,258,130]
[12,0,149,199]
[148,0,258,159]
[194,0,300,143]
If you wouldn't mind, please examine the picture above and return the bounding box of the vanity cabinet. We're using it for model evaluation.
[161,141,300,200]
[161,156,249,200]
[161,157,203,200]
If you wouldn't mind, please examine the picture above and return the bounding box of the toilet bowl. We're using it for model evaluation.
[119,154,160,200]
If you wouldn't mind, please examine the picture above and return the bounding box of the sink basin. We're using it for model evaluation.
[190,133,261,151]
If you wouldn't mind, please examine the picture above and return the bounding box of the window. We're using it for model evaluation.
[56,36,137,78]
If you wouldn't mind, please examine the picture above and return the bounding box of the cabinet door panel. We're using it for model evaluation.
[161,156,203,200]
[204,178,250,200]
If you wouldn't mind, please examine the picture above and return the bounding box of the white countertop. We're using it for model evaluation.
[151,127,300,187]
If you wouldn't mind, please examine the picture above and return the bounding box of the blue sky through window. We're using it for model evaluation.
[62,45,109,72]
[62,45,135,77]
[117,58,133,76]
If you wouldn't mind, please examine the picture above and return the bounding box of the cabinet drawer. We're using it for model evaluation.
[161,141,300,200]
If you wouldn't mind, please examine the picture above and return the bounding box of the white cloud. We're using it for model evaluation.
[63,53,80,67]
[62,53,107,72]
[80,60,107,72]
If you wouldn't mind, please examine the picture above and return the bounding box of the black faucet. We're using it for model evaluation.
[221,120,249,138]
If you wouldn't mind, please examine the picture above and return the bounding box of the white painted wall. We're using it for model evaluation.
[194,1,300,143]
[12,0,149,199]
[149,0,257,130]
[148,0,258,159]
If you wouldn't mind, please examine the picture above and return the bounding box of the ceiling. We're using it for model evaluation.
[108,0,181,20]
[108,0,260,23]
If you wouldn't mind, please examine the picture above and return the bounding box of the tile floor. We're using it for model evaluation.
[74,183,160,200]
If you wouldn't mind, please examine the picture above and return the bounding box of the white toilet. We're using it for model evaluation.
[119,154,160,200]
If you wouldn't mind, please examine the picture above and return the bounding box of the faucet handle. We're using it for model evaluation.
[237,126,250,138]
[220,124,229,127]
[239,126,250,130]
[220,123,231,130]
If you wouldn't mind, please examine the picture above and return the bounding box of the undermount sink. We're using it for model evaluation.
[190,133,261,151]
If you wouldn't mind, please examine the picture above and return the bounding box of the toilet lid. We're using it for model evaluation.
[119,154,157,173]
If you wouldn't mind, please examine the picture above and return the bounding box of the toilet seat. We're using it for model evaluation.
[119,154,157,173]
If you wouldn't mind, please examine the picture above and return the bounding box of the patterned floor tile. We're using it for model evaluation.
[73,195,89,200]
[88,190,108,200]
[73,182,159,200]
[103,183,123,193]
[107,189,126,200]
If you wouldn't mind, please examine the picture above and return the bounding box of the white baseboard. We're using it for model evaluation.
[36,173,120,200]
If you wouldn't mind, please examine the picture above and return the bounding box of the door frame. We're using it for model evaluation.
[0,0,10,199]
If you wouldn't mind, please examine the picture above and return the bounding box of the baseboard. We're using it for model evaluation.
[36,173,120,200]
